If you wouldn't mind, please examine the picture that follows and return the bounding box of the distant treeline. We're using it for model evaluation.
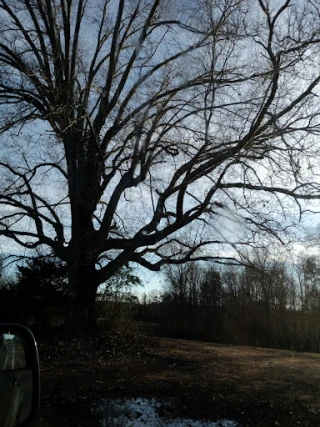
[3,251,320,353]
[136,252,320,353]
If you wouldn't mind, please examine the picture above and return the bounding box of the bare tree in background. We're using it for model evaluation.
[1,0,320,332]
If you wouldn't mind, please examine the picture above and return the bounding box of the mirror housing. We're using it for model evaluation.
[0,323,40,426]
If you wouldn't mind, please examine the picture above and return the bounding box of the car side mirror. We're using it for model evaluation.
[0,323,40,427]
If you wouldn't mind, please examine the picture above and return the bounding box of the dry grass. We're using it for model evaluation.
[36,335,320,426]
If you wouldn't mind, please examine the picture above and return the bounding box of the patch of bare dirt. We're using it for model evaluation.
[34,333,320,426]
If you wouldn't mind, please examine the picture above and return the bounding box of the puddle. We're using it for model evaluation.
[98,397,240,426]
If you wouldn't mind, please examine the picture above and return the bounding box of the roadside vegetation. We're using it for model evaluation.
[3,247,320,354]
[2,251,320,425]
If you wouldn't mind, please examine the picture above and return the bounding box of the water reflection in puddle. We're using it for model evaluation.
[99,397,240,426]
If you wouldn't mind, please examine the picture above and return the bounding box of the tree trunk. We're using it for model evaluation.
[65,263,98,334]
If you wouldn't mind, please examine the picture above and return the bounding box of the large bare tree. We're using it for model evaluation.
[1,0,320,332]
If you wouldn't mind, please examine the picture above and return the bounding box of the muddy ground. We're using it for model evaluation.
[33,332,320,426]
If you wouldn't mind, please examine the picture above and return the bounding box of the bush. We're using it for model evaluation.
[16,257,68,330]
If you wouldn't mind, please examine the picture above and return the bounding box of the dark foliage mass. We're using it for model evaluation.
[0,257,142,332]
[0,280,19,322]
[0,257,68,328]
